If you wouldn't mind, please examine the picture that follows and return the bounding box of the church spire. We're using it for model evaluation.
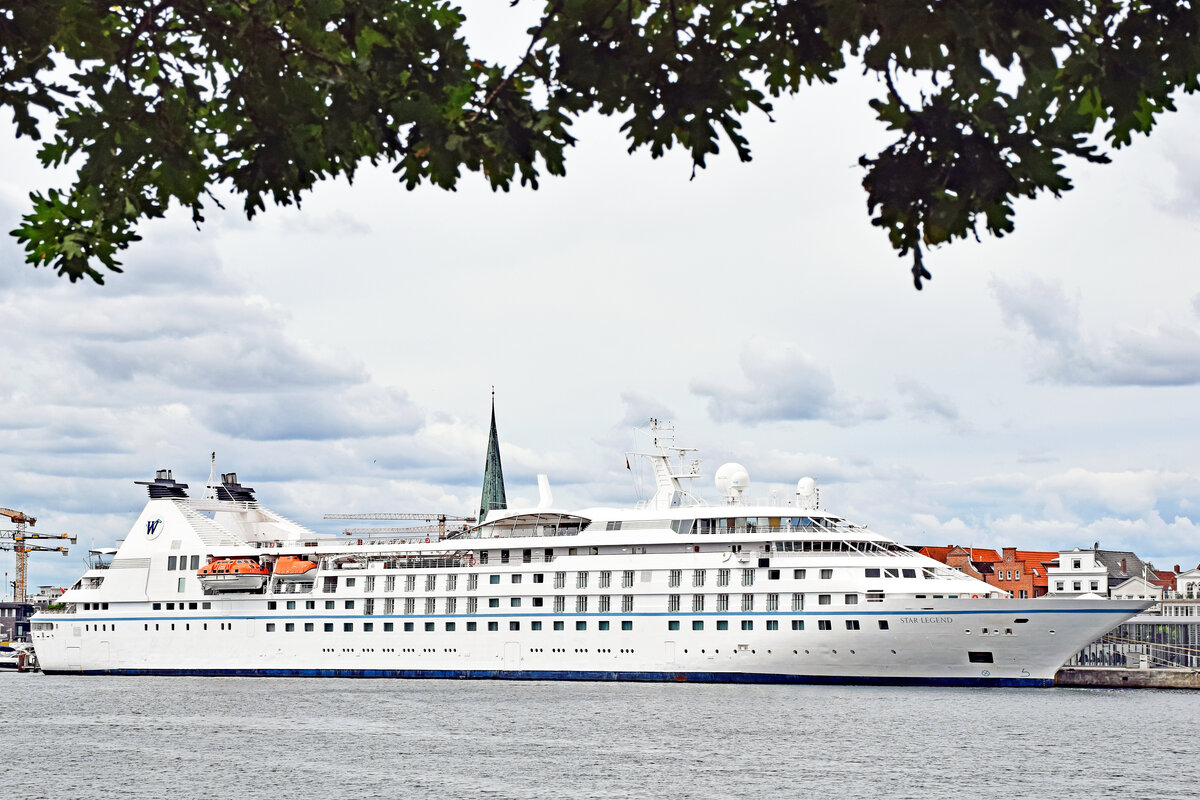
[479,389,507,523]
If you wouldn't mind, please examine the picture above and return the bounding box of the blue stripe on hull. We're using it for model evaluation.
[41,667,1053,688]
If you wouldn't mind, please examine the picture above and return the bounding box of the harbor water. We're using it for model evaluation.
[5,673,1197,799]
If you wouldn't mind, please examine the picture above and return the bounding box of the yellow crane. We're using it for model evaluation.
[1,507,76,603]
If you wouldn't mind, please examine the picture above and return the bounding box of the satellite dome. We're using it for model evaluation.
[715,462,750,502]
[796,476,819,509]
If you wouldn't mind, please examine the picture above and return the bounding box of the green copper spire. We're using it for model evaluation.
[479,391,507,523]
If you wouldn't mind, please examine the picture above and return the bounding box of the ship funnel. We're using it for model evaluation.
[217,473,257,503]
[536,474,554,510]
[136,469,190,499]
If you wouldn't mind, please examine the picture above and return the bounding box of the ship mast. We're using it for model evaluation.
[629,419,701,510]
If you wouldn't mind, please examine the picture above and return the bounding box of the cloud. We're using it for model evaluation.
[196,385,423,441]
[993,276,1200,386]
[1034,467,1200,518]
[282,210,371,236]
[691,338,888,426]
[0,222,447,566]
[747,449,864,486]
[895,377,960,423]
[1159,112,1200,218]
[616,391,675,428]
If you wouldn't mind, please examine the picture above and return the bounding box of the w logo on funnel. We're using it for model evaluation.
[146,518,163,537]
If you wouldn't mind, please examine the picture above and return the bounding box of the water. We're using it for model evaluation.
[5,673,1198,799]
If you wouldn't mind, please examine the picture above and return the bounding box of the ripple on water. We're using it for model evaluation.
[6,674,1198,800]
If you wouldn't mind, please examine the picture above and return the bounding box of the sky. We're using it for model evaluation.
[3,10,1200,594]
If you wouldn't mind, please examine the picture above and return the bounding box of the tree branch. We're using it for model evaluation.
[467,0,563,124]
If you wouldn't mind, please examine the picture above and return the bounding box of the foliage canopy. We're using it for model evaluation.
[2,0,1197,287]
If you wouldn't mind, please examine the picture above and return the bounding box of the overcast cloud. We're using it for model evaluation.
[993,276,1200,386]
[691,338,889,426]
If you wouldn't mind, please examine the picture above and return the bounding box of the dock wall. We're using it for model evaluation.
[1056,666,1200,689]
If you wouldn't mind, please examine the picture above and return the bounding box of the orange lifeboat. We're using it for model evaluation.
[196,558,270,591]
[274,555,317,580]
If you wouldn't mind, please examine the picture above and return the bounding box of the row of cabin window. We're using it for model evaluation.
[272,591,872,615]
[667,594,873,614]
[479,548,595,564]
[326,568,854,594]
[166,555,200,571]
[863,568,921,579]
[96,618,889,635]
[769,540,906,552]
[267,597,640,614]
[135,591,883,615]
[676,518,840,533]
[667,619,886,631]
[256,618,891,634]
[263,620,638,633]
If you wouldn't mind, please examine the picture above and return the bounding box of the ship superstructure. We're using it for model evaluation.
[31,422,1151,685]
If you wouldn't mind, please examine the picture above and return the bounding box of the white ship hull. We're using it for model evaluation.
[32,597,1141,686]
[31,438,1152,687]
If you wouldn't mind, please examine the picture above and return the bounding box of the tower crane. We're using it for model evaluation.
[0,507,76,603]
[323,512,476,537]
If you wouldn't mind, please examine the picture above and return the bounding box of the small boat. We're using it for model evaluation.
[273,555,317,580]
[0,642,35,671]
[0,644,19,670]
[196,558,269,591]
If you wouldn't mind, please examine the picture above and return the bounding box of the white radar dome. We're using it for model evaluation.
[796,476,819,510]
[715,462,750,502]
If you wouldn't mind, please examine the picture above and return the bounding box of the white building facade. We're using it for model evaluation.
[1175,568,1200,599]
[1047,549,1109,596]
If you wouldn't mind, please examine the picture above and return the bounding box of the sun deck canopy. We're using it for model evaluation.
[475,512,591,538]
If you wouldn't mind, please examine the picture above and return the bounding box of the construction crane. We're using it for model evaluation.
[1,507,76,603]
[324,512,475,537]
[340,525,446,536]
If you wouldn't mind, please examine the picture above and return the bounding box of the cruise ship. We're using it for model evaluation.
[31,416,1151,685]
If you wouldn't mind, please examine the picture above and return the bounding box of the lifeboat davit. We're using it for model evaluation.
[196,558,270,591]
[274,555,317,580]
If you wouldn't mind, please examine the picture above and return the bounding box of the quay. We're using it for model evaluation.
[1056,666,1200,690]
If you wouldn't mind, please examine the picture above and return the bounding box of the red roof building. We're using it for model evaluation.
[919,545,1058,597]
[1152,569,1180,595]
[918,546,999,583]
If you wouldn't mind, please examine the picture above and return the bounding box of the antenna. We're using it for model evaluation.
[205,452,217,501]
